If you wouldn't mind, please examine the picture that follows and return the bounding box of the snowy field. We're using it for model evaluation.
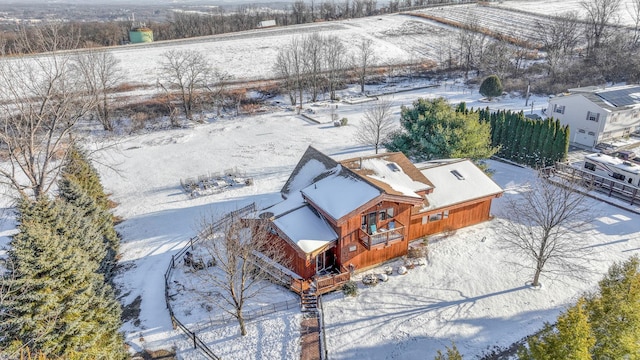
[494,0,640,27]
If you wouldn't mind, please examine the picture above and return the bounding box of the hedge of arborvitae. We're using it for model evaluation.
[0,145,126,358]
[479,108,570,168]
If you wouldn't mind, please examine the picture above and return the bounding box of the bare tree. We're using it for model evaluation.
[353,37,376,93]
[303,33,323,102]
[356,99,395,154]
[196,214,290,336]
[457,16,488,79]
[627,0,640,45]
[14,23,80,54]
[499,175,594,287]
[159,49,212,121]
[478,40,515,79]
[0,54,96,199]
[274,37,306,112]
[535,12,581,79]
[323,35,348,101]
[581,0,622,58]
[73,50,124,131]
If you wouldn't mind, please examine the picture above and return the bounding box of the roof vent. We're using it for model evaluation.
[451,170,465,180]
[388,163,401,172]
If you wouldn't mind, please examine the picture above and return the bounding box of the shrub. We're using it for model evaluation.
[340,117,348,126]
[479,75,503,100]
[342,280,358,297]
[407,247,425,259]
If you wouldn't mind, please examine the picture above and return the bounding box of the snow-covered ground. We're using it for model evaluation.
[3,1,640,357]
[494,0,640,27]
[79,80,550,357]
[63,74,639,359]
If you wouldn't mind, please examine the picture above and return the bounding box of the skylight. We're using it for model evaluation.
[451,170,465,180]
[388,163,401,172]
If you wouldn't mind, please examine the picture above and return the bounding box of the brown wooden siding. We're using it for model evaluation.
[408,197,494,240]
[267,233,316,279]
[335,201,413,272]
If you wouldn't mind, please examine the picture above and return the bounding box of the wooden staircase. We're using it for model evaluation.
[301,288,318,314]
[300,287,322,360]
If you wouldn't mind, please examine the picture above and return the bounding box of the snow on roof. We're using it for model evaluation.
[360,158,431,197]
[286,158,336,194]
[417,160,503,211]
[585,153,640,175]
[272,205,338,254]
[301,168,381,221]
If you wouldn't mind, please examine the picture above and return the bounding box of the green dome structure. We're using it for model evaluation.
[129,27,153,44]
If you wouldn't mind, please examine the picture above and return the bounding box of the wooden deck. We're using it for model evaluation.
[291,269,350,296]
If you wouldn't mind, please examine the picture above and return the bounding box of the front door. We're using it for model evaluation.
[316,252,325,274]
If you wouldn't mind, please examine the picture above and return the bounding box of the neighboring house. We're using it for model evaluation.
[257,146,503,290]
[547,84,640,148]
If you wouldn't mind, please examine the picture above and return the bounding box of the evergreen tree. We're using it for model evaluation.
[59,143,119,276]
[479,75,503,100]
[385,97,497,162]
[530,121,543,167]
[0,198,126,359]
[520,298,594,360]
[587,256,640,359]
[59,178,119,276]
[434,343,463,360]
[520,257,640,360]
[61,145,110,211]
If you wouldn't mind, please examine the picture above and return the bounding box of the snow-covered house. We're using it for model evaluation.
[547,85,640,147]
[258,146,503,289]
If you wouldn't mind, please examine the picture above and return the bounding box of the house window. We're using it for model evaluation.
[379,211,386,222]
[386,208,394,218]
[349,245,357,252]
[588,131,596,136]
[554,104,565,114]
[422,216,428,225]
[429,213,443,222]
[443,210,449,219]
[612,173,625,181]
[586,111,600,122]
[578,129,586,133]
[584,162,596,171]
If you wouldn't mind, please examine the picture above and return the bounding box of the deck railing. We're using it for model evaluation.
[359,225,405,249]
[316,267,351,295]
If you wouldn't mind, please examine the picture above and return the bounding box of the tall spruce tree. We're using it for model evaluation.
[385,97,497,162]
[0,198,126,358]
[61,145,110,211]
[59,178,118,276]
[59,144,119,276]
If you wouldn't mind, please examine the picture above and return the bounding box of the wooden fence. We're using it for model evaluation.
[553,162,640,207]
[163,202,256,359]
